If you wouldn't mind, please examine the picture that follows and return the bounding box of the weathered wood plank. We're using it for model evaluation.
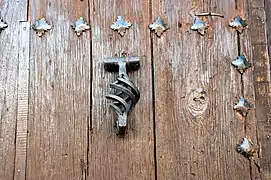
[0,0,28,179]
[266,0,271,78]
[14,21,30,180]
[88,0,154,179]
[27,1,90,179]
[152,0,252,179]
[243,0,271,179]
[235,0,262,179]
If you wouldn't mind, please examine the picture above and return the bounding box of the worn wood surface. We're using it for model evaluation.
[0,0,270,180]
[14,21,30,180]
[152,0,256,179]
[0,0,28,180]
[89,0,154,179]
[246,0,271,179]
[27,0,90,179]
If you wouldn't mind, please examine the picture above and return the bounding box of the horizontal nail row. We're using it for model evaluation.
[0,14,247,37]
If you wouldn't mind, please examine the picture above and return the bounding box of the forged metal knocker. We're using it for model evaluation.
[104,56,140,136]
[0,11,8,33]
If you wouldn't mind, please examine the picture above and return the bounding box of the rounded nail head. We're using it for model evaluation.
[32,18,52,37]
[71,17,90,36]
[149,17,169,37]
[110,16,132,37]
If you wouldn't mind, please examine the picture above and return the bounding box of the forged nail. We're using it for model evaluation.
[236,137,257,158]
[149,17,169,37]
[32,18,52,37]
[110,16,132,37]
[232,54,251,74]
[229,16,247,33]
[191,17,208,36]
[71,17,90,36]
[0,12,8,32]
[233,98,252,117]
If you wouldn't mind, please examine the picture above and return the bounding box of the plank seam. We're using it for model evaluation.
[149,0,157,179]
[87,0,93,179]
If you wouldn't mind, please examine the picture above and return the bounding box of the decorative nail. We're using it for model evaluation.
[191,17,208,36]
[232,54,251,74]
[32,18,52,37]
[229,16,247,33]
[236,137,257,158]
[0,12,8,32]
[233,98,252,116]
[71,17,90,36]
[110,16,132,37]
[149,17,169,37]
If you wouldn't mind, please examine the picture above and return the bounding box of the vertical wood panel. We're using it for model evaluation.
[152,0,252,179]
[27,1,90,179]
[14,21,30,180]
[0,0,28,179]
[236,0,262,178]
[88,0,154,179]
[244,0,271,179]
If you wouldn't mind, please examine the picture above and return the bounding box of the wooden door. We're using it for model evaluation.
[0,0,270,180]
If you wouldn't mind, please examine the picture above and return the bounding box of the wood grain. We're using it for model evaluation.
[152,0,253,179]
[14,21,30,180]
[27,1,90,179]
[245,0,271,179]
[234,0,262,179]
[88,0,154,179]
[0,0,28,179]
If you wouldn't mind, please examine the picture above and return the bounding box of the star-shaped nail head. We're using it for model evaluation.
[229,16,247,33]
[231,54,251,74]
[149,17,169,37]
[110,16,132,37]
[0,16,8,32]
[71,17,90,36]
[233,98,252,116]
[236,137,257,158]
[32,18,52,37]
[191,17,208,36]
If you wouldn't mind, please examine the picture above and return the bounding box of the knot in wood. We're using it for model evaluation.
[186,88,208,117]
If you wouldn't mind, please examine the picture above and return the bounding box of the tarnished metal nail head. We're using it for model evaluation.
[229,16,247,33]
[104,56,140,136]
[110,16,132,37]
[236,137,257,158]
[32,18,52,37]
[71,17,90,36]
[0,12,8,32]
[191,17,208,36]
[233,98,252,117]
[149,17,169,37]
[232,54,251,74]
